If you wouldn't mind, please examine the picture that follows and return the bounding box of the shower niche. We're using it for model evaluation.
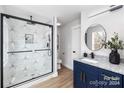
[0,14,53,88]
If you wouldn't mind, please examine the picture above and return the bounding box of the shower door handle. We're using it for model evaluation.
[35,49,50,51]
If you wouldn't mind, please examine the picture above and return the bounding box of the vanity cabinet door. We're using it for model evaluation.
[99,69,123,88]
[86,72,99,88]
[82,63,99,88]
[74,68,87,88]
[123,76,124,88]
[74,61,87,88]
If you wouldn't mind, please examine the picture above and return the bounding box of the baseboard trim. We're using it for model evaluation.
[62,63,73,71]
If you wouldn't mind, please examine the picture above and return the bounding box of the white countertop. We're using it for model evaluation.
[74,56,124,75]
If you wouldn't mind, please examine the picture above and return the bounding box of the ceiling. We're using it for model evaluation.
[3,5,108,25]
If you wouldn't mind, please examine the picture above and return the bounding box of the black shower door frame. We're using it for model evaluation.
[0,13,54,88]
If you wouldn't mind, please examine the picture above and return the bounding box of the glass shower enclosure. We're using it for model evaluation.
[0,14,53,88]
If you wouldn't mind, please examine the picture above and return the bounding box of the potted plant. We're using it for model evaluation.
[104,32,124,64]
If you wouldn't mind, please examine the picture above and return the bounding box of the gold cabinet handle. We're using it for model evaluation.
[80,72,83,81]
[83,73,86,83]
[80,72,86,83]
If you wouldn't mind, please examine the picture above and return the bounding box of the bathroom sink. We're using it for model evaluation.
[80,58,98,63]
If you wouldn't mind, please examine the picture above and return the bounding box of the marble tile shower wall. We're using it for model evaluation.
[3,17,52,87]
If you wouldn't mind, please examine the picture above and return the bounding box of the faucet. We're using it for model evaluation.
[90,52,95,59]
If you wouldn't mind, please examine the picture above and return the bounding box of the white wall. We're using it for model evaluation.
[0,6,4,13]
[81,7,124,58]
[60,19,80,70]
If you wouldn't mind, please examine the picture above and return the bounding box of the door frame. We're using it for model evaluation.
[71,25,81,61]
[0,13,54,88]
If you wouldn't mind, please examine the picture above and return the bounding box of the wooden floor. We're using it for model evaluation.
[31,66,73,88]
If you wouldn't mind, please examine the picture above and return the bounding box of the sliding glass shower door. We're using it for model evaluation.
[2,14,53,88]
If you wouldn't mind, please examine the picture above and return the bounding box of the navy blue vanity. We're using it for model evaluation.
[73,57,124,88]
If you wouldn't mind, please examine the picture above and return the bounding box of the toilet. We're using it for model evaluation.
[57,58,62,70]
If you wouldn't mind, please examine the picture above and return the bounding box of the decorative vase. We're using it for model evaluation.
[109,49,120,64]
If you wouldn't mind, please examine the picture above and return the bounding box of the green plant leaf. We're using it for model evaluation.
[104,32,124,50]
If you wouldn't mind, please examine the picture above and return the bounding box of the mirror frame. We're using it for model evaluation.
[85,24,107,51]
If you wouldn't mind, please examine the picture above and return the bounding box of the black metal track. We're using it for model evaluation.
[51,26,54,73]
[0,13,54,88]
[0,13,4,88]
[7,72,53,88]
[1,13,52,27]
[35,49,51,52]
